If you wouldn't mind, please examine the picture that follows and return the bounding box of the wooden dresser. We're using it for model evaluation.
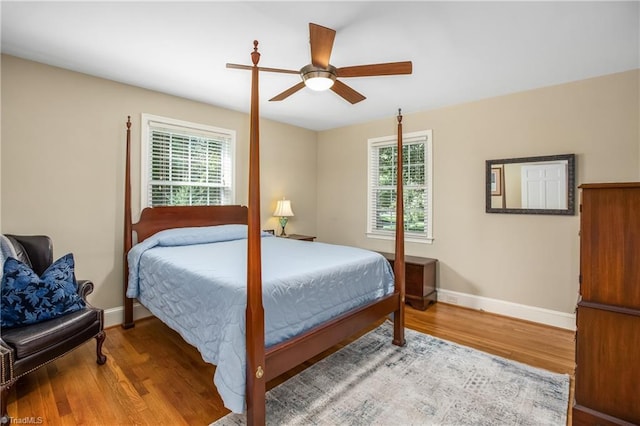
[378,252,437,310]
[573,183,640,425]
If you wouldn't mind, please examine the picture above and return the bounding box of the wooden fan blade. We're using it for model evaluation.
[309,23,336,68]
[336,61,413,78]
[226,63,253,71]
[258,66,299,75]
[269,82,306,101]
[227,63,299,75]
[330,80,366,104]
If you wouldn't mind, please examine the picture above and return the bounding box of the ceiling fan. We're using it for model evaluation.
[226,23,413,104]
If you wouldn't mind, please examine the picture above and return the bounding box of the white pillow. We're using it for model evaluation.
[0,234,18,268]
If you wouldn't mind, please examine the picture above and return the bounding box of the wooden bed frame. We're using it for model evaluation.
[122,41,406,425]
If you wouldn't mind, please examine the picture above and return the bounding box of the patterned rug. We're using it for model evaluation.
[213,322,570,425]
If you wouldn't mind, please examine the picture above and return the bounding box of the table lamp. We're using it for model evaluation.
[273,198,294,236]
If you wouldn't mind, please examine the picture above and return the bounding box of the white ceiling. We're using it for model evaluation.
[2,1,638,131]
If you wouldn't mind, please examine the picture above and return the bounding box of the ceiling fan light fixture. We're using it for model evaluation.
[301,64,336,91]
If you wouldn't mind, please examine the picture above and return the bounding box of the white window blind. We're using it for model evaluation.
[141,114,235,207]
[367,130,433,243]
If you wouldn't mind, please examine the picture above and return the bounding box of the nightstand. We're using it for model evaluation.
[280,234,316,242]
[378,252,437,310]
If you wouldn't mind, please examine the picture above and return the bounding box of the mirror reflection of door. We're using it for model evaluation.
[521,163,567,209]
[486,153,575,215]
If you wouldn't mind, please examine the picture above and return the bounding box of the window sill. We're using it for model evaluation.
[366,232,433,244]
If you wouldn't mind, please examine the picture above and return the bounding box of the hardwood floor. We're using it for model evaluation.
[4,303,575,425]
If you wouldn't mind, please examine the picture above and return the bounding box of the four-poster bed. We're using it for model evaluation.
[122,41,406,425]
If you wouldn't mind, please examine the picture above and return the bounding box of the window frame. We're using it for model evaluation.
[140,113,236,208]
[366,130,433,244]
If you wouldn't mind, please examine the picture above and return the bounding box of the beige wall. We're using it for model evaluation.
[0,56,2,227]
[2,54,639,324]
[317,70,640,315]
[1,55,317,311]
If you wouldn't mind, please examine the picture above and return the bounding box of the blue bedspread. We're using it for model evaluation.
[127,225,394,413]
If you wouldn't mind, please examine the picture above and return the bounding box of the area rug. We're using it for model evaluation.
[212,322,570,425]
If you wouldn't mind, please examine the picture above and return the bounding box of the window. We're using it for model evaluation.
[141,114,235,207]
[367,130,433,243]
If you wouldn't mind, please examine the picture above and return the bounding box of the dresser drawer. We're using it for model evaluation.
[575,305,640,424]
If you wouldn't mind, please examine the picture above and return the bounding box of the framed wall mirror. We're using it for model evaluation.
[486,154,575,215]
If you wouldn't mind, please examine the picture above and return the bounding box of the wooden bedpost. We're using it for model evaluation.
[245,40,266,425]
[393,109,406,346]
[123,116,135,329]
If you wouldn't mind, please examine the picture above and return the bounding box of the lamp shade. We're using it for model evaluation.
[273,199,294,217]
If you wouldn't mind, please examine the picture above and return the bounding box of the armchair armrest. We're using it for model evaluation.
[77,279,94,300]
[77,280,103,314]
[0,337,15,384]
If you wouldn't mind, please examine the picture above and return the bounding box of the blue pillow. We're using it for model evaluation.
[1,253,85,328]
[154,224,274,247]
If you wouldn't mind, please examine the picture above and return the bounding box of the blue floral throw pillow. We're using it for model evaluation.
[1,253,85,328]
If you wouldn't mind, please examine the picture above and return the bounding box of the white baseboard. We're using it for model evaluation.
[104,303,153,328]
[104,291,576,331]
[437,289,576,331]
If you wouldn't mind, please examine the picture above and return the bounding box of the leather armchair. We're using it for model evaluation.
[0,235,106,421]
